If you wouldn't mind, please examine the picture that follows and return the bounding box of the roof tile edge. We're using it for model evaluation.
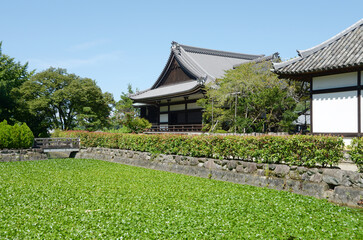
[175,42,264,60]
[298,18,363,58]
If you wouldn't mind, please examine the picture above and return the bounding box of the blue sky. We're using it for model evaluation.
[1,0,362,101]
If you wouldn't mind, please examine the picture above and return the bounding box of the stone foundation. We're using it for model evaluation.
[76,147,363,208]
[0,149,47,162]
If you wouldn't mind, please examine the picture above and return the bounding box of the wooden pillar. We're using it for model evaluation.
[184,97,188,124]
[167,99,171,125]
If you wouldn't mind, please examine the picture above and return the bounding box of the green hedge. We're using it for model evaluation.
[349,137,362,172]
[58,131,344,167]
[0,120,34,149]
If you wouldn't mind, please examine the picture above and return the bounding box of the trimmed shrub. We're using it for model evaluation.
[58,131,344,167]
[349,137,362,172]
[0,120,34,149]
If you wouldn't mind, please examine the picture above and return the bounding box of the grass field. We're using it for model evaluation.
[0,159,362,239]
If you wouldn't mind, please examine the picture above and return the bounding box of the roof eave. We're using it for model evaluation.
[131,85,203,103]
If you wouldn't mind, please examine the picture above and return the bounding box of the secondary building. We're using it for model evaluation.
[273,19,363,137]
[130,41,270,132]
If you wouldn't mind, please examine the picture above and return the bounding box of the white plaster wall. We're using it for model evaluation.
[313,72,357,90]
[160,106,168,112]
[170,104,185,111]
[313,91,357,133]
[160,114,168,123]
[187,102,202,110]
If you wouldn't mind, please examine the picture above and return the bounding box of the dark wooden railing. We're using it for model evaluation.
[33,138,80,152]
[147,124,203,132]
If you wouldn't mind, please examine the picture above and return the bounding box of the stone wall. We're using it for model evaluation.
[0,149,47,162]
[76,147,363,208]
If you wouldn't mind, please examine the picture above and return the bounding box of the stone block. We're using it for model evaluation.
[297,167,307,174]
[204,159,217,170]
[126,152,134,158]
[307,168,318,176]
[309,173,323,183]
[274,165,290,177]
[301,182,329,198]
[285,179,301,192]
[289,171,301,180]
[301,173,310,181]
[256,169,265,176]
[189,158,199,166]
[227,160,237,170]
[347,172,363,188]
[322,169,344,186]
[333,186,363,206]
[175,155,182,164]
[222,160,229,166]
[290,165,297,171]
[268,164,277,170]
[236,165,244,173]
[244,162,257,173]
[267,178,285,190]
[256,163,264,169]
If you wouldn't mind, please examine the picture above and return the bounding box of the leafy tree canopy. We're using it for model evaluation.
[0,42,33,123]
[198,61,309,133]
[110,84,138,128]
[17,67,114,132]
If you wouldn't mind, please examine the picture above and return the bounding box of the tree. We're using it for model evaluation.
[198,61,304,133]
[0,42,33,123]
[18,67,114,131]
[110,84,138,129]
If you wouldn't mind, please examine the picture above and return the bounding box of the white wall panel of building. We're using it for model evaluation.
[313,72,357,90]
[187,102,202,110]
[160,106,168,112]
[170,104,185,111]
[313,91,358,133]
[160,114,168,123]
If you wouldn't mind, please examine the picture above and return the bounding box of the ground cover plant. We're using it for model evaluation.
[0,159,361,239]
[58,130,344,167]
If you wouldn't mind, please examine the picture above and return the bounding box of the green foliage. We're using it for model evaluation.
[122,113,152,133]
[0,120,34,149]
[0,42,33,125]
[17,67,114,132]
[349,137,363,172]
[198,61,309,133]
[59,131,344,167]
[110,83,138,129]
[0,159,361,239]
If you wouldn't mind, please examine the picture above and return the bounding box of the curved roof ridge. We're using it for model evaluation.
[273,56,301,70]
[177,42,264,60]
[298,18,363,58]
[172,43,214,82]
[234,52,279,68]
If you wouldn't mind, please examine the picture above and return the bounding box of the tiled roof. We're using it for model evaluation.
[171,42,264,83]
[130,81,200,101]
[233,52,279,68]
[130,42,264,101]
[273,19,363,75]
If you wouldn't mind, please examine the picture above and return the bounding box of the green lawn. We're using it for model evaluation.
[0,159,361,239]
